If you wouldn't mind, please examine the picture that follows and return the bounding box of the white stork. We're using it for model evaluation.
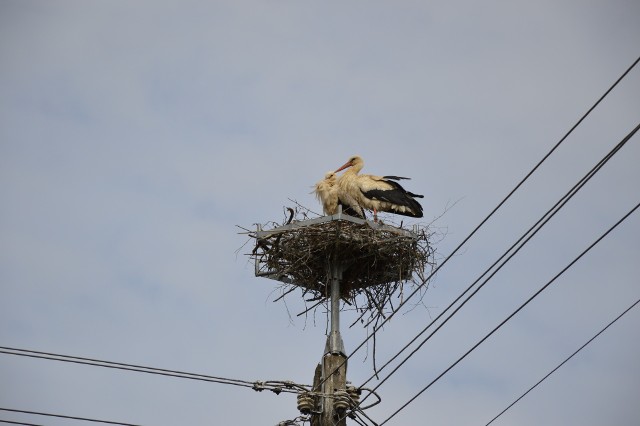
[334,155,423,219]
[314,171,365,218]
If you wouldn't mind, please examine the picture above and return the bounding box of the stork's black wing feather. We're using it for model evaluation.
[361,188,423,218]
[379,178,424,197]
[340,203,366,219]
[383,175,411,181]
[407,191,424,198]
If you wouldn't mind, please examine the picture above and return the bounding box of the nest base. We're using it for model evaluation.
[252,211,427,301]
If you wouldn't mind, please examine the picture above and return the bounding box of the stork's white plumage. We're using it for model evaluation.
[314,171,365,218]
[334,155,423,219]
[314,171,339,215]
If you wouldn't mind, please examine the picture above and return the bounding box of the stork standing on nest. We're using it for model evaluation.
[314,171,365,218]
[334,155,424,220]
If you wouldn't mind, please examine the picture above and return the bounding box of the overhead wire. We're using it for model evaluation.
[0,421,44,426]
[316,54,640,390]
[340,121,640,425]
[378,200,640,424]
[0,408,142,426]
[357,53,640,334]
[352,411,379,426]
[354,122,640,401]
[0,346,306,395]
[350,406,380,426]
[484,297,640,426]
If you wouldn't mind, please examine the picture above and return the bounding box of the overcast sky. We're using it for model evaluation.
[1,1,639,425]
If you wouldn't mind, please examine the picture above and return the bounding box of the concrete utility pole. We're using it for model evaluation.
[252,209,424,425]
[311,262,348,426]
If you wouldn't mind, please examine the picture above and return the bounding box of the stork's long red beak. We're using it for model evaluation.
[334,160,352,173]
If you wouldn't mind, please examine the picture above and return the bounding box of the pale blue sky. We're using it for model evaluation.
[1,1,639,425]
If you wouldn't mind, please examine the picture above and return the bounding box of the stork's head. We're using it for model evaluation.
[335,155,364,173]
[324,171,336,181]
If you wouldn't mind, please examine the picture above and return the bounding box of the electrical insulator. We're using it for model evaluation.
[333,389,350,412]
[297,392,314,414]
[346,385,360,409]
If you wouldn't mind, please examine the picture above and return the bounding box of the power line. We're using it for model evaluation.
[0,421,44,426]
[356,122,639,399]
[317,54,640,390]
[484,297,640,426]
[378,200,640,424]
[0,408,141,426]
[358,54,640,332]
[0,347,306,395]
[339,122,639,425]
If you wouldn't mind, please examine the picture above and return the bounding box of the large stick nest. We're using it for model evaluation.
[244,206,437,324]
